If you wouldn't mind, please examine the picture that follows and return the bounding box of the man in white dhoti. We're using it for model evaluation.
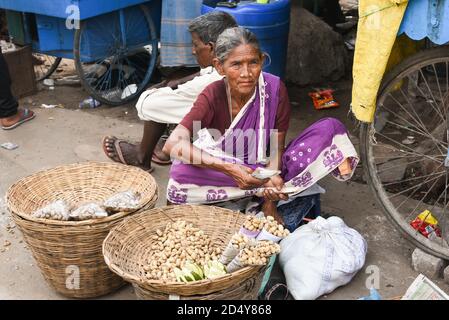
[102,11,237,172]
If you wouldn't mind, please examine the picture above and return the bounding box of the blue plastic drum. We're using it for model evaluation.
[202,0,291,79]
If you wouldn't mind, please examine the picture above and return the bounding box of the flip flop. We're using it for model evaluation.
[151,135,172,165]
[2,109,35,130]
[151,153,172,165]
[101,136,154,173]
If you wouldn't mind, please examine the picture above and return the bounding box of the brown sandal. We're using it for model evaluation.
[101,136,154,173]
[1,109,35,130]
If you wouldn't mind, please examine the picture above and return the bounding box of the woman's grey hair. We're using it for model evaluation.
[188,11,238,44]
[214,27,262,63]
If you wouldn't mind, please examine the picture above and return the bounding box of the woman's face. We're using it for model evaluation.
[215,44,263,98]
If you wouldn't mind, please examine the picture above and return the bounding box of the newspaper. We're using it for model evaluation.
[401,274,449,300]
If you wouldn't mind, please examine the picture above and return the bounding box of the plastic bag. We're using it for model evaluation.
[69,203,108,221]
[219,233,252,265]
[32,200,71,221]
[103,190,141,213]
[279,216,367,300]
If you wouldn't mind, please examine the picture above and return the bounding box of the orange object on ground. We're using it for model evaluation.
[308,89,339,110]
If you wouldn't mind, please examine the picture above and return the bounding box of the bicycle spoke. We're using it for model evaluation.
[396,164,445,211]
[386,91,430,135]
[399,87,447,149]
[432,63,444,106]
[418,69,446,122]
[374,154,445,159]
[381,169,444,186]
[389,88,446,152]
[376,156,432,174]
[384,119,446,152]
[426,177,449,216]
[374,131,442,163]
[387,171,445,200]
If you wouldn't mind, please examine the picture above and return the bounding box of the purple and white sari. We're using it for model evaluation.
[167,72,359,204]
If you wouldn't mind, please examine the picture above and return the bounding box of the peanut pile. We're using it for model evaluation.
[242,215,265,232]
[143,220,222,281]
[238,240,281,266]
[230,233,251,249]
[263,216,290,238]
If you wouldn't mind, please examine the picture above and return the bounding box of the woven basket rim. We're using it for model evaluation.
[102,205,265,295]
[6,161,158,226]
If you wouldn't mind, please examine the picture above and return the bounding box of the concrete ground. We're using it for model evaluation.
[1,72,449,300]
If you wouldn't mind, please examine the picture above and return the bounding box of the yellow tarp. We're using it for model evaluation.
[351,0,409,123]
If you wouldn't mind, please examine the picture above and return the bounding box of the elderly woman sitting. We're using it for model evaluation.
[163,27,358,229]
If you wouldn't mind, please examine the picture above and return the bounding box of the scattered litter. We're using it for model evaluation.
[402,136,415,145]
[14,266,19,271]
[43,79,55,87]
[49,86,55,91]
[48,117,55,121]
[308,89,339,110]
[4,240,11,247]
[358,288,382,300]
[0,40,16,53]
[129,125,134,128]
[40,104,63,109]
[410,210,442,240]
[121,84,138,99]
[402,274,449,300]
[1,142,19,150]
[79,97,101,109]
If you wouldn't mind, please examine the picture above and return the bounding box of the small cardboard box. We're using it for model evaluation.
[3,45,36,98]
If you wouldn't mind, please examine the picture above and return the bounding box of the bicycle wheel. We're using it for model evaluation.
[73,5,158,106]
[360,46,449,259]
[33,53,61,81]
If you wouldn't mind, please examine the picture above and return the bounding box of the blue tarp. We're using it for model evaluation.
[399,0,449,45]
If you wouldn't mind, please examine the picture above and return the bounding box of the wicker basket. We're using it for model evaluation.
[6,162,158,298]
[103,205,267,300]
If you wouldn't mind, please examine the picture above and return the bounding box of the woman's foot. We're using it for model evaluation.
[151,136,172,165]
[338,158,352,175]
[1,108,35,130]
[102,136,153,172]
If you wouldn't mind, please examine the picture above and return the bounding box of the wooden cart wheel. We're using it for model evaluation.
[73,4,158,106]
[360,46,449,259]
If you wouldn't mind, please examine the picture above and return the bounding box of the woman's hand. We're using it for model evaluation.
[263,175,289,201]
[227,164,269,190]
[262,200,285,226]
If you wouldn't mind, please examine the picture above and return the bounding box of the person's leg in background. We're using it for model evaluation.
[0,48,35,129]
